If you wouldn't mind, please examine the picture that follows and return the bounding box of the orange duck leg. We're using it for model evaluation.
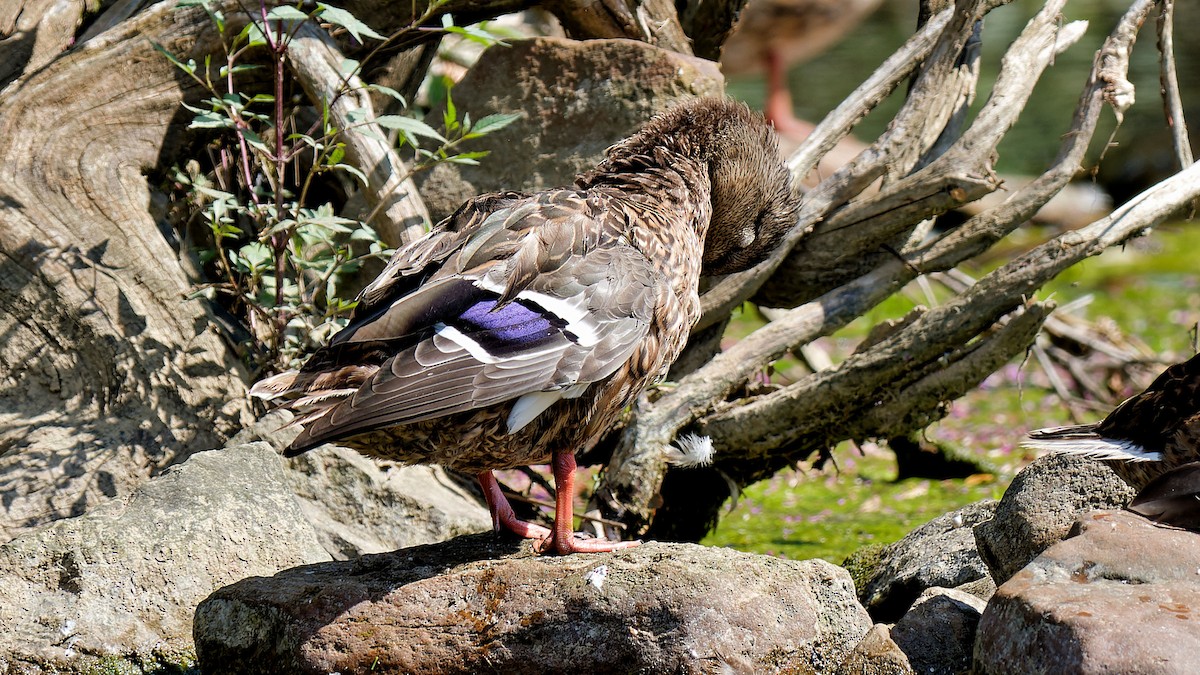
[479,453,640,554]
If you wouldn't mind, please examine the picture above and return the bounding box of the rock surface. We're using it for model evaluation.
[857,500,996,621]
[195,537,873,674]
[973,454,1135,585]
[414,36,725,222]
[890,587,986,675]
[0,443,330,673]
[232,410,491,559]
[834,624,914,675]
[975,509,1200,674]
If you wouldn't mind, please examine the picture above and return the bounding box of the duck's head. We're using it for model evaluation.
[697,102,798,276]
[586,98,799,276]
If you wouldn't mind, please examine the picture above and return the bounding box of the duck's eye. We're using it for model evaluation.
[737,228,756,248]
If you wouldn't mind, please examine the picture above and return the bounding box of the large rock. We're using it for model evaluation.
[833,624,914,675]
[414,36,725,222]
[195,538,872,674]
[975,509,1200,674]
[0,443,329,673]
[890,587,986,675]
[973,454,1135,585]
[232,410,492,559]
[857,501,996,621]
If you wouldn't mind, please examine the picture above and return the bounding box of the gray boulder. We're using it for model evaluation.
[415,36,725,222]
[0,443,329,673]
[194,539,873,674]
[857,500,996,621]
[232,410,491,559]
[890,587,986,675]
[975,509,1200,674]
[973,454,1135,584]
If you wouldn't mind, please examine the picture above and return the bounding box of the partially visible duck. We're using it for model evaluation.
[252,97,798,554]
[1024,353,1200,490]
[720,0,883,139]
[1128,461,1200,530]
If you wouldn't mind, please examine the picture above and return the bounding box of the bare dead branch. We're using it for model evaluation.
[593,0,1189,538]
[1156,0,1194,170]
[544,0,692,55]
[288,22,431,247]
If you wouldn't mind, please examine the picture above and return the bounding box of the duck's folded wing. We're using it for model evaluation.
[287,234,659,454]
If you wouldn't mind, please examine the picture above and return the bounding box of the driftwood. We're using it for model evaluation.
[0,0,536,541]
[1,0,1194,547]
[591,0,1199,538]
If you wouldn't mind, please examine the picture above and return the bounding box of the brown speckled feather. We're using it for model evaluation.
[251,98,798,477]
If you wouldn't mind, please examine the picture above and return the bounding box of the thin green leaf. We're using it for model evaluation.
[464,112,520,138]
[238,21,268,48]
[336,163,369,186]
[222,64,264,77]
[152,42,197,76]
[316,4,384,42]
[349,224,381,242]
[241,128,271,154]
[188,110,233,129]
[441,17,511,48]
[266,6,310,22]
[367,84,407,106]
[288,133,322,150]
[374,115,447,142]
[452,150,491,161]
[443,89,457,134]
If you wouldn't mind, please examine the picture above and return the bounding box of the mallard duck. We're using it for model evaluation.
[1024,353,1200,490]
[251,98,798,554]
[720,0,883,139]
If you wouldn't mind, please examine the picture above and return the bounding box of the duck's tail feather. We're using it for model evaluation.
[1023,424,1163,462]
[249,371,299,400]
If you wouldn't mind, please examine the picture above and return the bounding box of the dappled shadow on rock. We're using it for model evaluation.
[195,539,872,674]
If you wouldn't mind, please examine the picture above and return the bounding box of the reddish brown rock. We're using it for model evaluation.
[194,539,872,674]
[975,509,1200,674]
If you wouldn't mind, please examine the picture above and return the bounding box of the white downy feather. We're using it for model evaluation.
[663,433,715,468]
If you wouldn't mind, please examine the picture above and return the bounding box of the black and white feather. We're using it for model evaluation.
[1022,425,1163,463]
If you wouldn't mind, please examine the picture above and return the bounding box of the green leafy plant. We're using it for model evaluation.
[157,0,518,372]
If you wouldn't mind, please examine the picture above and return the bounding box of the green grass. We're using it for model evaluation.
[703,223,1200,564]
[701,448,1006,564]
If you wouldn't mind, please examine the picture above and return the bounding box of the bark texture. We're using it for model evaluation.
[0,0,537,541]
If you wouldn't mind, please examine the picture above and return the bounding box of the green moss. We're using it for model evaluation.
[81,649,198,675]
[841,543,888,595]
